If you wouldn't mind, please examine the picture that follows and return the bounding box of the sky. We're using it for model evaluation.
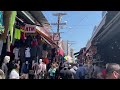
[43,11,102,52]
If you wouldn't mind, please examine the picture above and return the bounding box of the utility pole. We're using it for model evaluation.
[51,12,67,61]
[67,40,76,55]
[51,13,67,45]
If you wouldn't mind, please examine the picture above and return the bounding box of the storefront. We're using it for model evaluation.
[0,11,59,67]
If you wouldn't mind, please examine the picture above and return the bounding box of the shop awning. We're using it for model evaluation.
[36,26,58,48]
[17,11,36,25]
[41,35,52,46]
[17,11,50,27]
[58,49,64,56]
[28,11,50,26]
[17,11,58,48]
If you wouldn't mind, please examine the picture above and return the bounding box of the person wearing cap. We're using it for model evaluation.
[1,56,10,79]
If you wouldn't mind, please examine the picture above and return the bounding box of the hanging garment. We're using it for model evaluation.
[14,28,21,40]
[57,49,64,57]
[37,44,43,59]
[7,32,11,52]
[43,43,47,50]
[19,47,25,63]
[13,47,19,60]
[20,26,25,39]
[0,11,4,34]
[20,29,26,41]
[42,50,48,58]
[25,36,32,47]
[25,47,31,58]
[0,40,3,55]
[14,39,20,48]
[31,39,38,47]
[43,58,49,65]
[30,46,37,60]
[8,11,17,43]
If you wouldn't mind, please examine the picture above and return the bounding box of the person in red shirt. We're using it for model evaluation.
[43,58,49,65]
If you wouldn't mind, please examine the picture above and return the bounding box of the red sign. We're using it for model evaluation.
[25,24,36,33]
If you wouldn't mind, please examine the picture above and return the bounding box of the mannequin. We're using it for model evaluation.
[37,59,46,79]
[25,45,32,69]
[13,46,19,62]
[0,69,5,79]
[1,56,10,79]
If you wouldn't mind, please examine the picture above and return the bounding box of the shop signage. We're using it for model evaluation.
[53,33,60,41]
[25,24,36,33]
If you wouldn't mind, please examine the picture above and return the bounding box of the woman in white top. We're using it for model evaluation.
[9,63,20,79]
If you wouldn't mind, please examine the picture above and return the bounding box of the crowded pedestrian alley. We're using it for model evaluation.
[0,11,120,79]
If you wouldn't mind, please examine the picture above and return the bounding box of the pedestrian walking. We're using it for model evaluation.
[9,63,20,79]
[75,63,86,79]
[105,63,120,79]
[87,62,94,79]
[48,64,56,79]
[60,64,74,79]
[70,65,78,79]
[83,64,89,79]
[21,60,29,79]
[55,62,64,79]
[92,63,102,79]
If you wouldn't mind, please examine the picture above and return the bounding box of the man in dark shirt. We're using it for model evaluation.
[60,64,74,79]
[106,63,120,79]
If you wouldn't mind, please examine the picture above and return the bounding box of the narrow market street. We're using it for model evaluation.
[0,11,120,79]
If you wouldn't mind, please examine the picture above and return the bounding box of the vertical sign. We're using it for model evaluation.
[53,33,60,41]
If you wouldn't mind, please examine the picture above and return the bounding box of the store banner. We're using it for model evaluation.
[25,24,36,33]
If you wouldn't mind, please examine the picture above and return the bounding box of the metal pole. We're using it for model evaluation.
[67,40,68,55]
[57,14,60,62]
[57,14,60,45]
[57,14,60,33]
